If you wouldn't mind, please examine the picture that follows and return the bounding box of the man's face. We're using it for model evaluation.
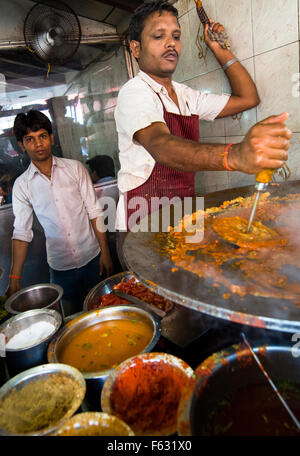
[18,129,53,163]
[130,10,181,78]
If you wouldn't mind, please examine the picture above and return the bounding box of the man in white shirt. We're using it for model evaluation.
[115,0,291,237]
[6,110,114,313]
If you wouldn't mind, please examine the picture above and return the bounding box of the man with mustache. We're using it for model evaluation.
[114,1,291,262]
[6,110,114,314]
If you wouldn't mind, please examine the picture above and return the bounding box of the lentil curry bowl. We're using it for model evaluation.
[48,307,161,376]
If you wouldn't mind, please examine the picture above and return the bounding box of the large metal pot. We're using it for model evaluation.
[0,308,62,377]
[5,283,63,318]
[48,306,161,409]
[177,343,300,436]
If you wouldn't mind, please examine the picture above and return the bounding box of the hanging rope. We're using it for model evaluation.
[195,22,208,61]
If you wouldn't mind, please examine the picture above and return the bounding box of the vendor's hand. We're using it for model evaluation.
[6,278,21,298]
[203,19,226,52]
[99,250,114,277]
[229,112,292,174]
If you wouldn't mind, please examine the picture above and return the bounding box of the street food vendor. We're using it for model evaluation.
[114,0,291,238]
[6,110,114,314]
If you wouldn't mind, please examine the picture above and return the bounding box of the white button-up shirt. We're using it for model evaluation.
[12,156,103,271]
[114,71,230,229]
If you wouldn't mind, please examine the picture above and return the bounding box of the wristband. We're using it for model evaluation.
[222,58,238,71]
[222,143,235,171]
[9,274,21,280]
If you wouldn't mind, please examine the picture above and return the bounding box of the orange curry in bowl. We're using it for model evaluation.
[58,319,153,373]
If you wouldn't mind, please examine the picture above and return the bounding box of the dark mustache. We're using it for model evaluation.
[162,50,178,57]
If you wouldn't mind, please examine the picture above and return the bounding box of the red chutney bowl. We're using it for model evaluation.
[101,352,195,436]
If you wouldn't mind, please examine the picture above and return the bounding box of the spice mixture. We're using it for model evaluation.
[0,372,82,434]
[110,358,190,434]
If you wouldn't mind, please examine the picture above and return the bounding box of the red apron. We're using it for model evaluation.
[125,95,199,230]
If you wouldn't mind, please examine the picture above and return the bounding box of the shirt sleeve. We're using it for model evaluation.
[12,179,34,243]
[184,85,230,121]
[76,162,104,220]
[115,82,166,140]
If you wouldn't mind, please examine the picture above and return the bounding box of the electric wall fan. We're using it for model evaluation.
[23,1,81,66]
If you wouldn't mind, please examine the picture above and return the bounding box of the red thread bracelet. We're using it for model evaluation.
[9,274,21,280]
[222,143,236,171]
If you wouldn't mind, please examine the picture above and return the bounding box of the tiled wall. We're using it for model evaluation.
[173,0,300,194]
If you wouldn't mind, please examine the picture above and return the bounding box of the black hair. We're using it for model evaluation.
[86,155,115,179]
[128,0,179,42]
[0,173,17,194]
[13,110,52,143]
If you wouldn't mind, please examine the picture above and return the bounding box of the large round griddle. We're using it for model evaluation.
[123,181,300,334]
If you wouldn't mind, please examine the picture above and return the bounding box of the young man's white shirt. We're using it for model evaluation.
[12,156,103,270]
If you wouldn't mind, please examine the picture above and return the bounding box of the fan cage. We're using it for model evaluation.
[23,1,81,65]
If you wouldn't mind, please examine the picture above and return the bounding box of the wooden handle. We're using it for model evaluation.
[256,169,274,184]
[195,0,210,26]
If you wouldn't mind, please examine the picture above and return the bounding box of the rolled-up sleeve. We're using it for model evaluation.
[76,162,104,220]
[12,179,34,242]
[197,92,230,120]
[115,84,165,140]
[184,85,230,121]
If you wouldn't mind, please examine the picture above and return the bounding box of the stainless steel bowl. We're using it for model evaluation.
[48,306,161,409]
[5,283,63,317]
[83,271,135,311]
[54,412,135,436]
[0,363,86,436]
[0,308,62,376]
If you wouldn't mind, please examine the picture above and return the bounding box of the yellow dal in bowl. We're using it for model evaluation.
[58,318,153,373]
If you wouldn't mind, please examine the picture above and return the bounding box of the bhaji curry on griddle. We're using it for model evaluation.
[152,192,300,303]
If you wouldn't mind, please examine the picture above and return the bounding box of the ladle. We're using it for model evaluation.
[241,332,300,432]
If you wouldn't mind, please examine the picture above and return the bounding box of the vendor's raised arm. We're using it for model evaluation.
[203,19,260,117]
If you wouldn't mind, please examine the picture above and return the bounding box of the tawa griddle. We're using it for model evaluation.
[123,181,300,334]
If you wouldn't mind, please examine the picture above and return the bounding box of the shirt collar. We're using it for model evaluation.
[138,70,173,95]
[27,155,64,180]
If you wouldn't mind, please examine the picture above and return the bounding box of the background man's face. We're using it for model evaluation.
[131,10,181,78]
[18,129,54,163]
